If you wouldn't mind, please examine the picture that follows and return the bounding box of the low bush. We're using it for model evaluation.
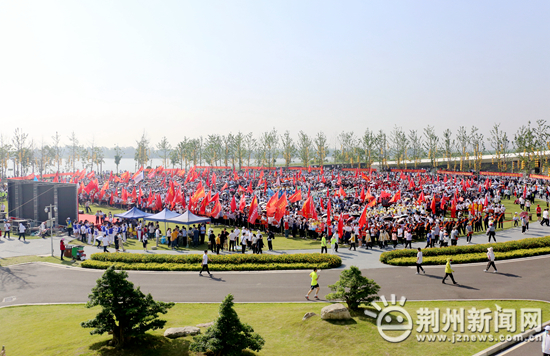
[81,260,338,271]
[83,252,342,271]
[380,236,550,266]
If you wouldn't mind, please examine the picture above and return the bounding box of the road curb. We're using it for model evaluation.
[472,320,550,356]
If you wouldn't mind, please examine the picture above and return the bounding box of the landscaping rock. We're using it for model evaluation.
[302,312,317,321]
[196,321,215,328]
[164,326,201,338]
[321,303,351,320]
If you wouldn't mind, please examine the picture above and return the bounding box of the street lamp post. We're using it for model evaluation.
[45,204,57,257]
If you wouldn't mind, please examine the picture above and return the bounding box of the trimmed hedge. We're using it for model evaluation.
[380,236,550,266]
[83,252,342,271]
[386,247,550,266]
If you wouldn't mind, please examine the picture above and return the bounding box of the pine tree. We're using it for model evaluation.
[81,266,174,348]
[190,294,265,356]
[326,266,380,311]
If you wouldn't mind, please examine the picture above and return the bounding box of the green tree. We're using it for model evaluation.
[361,129,377,168]
[135,132,150,169]
[156,136,172,167]
[190,294,265,356]
[51,131,63,173]
[313,131,329,166]
[297,131,312,167]
[408,129,423,168]
[114,145,123,174]
[280,130,296,167]
[81,266,174,348]
[423,125,439,169]
[441,128,454,169]
[455,126,469,171]
[326,266,380,312]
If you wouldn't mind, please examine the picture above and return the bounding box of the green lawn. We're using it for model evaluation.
[0,254,81,267]
[0,300,547,356]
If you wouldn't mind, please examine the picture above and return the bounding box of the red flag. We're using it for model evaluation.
[248,195,259,224]
[440,195,447,210]
[339,186,347,197]
[358,205,368,228]
[430,198,436,212]
[338,213,344,237]
[360,187,366,202]
[417,191,425,204]
[326,199,332,225]
[288,190,302,203]
[388,190,401,204]
[238,194,246,212]
[274,192,288,222]
[230,195,237,213]
[221,182,228,191]
[266,193,279,217]
[211,200,222,218]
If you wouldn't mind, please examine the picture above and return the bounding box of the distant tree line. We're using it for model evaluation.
[1,120,549,177]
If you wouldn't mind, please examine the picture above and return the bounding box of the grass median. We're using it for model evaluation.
[380,236,550,266]
[82,252,342,271]
[0,300,547,356]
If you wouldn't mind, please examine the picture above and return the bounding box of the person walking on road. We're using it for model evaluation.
[542,209,549,227]
[305,267,320,300]
[331,232,338,253]
[199,250,212,277]
[442,258,458,285]
[416,248,425,275]
[18,222,26,241]
[348,233,356,251]
[484,247,498,273]
[4,221,10,239]
[487,222,496,243]
[320,234,328,253]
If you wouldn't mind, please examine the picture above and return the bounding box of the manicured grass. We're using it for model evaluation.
[0,300,547,356]
[0,254,81,267]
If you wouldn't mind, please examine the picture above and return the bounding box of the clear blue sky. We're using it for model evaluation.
[0,0,548,148]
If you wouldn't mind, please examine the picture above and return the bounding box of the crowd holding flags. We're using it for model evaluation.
[12,165,550,244]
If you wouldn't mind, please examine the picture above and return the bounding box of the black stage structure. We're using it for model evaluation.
[8,180,78,226]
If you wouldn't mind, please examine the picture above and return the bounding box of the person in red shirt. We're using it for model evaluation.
[60,238,66,261]
[536,205,542,222]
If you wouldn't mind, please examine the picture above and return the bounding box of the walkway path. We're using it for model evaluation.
[2,223,549,270]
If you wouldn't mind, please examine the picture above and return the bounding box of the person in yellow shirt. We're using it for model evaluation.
[305,267,320,300]
[171,228,179,250]
[215,234,221,255]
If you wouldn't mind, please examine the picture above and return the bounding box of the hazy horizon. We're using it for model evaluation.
[1,1,548,147]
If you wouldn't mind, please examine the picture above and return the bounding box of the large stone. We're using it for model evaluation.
[196,322,215,328]
[302,312,317,321]
[164,326,201,338]
[321,303,352,320]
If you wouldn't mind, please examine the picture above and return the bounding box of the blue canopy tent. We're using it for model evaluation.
[114,207,151,220]
[166,210,211,247]
[143,208,181,248]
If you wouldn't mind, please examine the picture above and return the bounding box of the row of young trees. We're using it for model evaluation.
[1,121,549,177]
[0,130,107,178]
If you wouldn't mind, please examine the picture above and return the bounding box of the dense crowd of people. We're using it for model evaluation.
[54,167,550,252]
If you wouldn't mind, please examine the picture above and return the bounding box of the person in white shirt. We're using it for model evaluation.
[241,229,248,254]
[18,222,26,241]
[484,247,498,273]
[416,247,425,274]
[199,250,212,277]
[4,221,11,239]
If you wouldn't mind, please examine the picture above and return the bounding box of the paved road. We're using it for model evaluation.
[1,255,549,306]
